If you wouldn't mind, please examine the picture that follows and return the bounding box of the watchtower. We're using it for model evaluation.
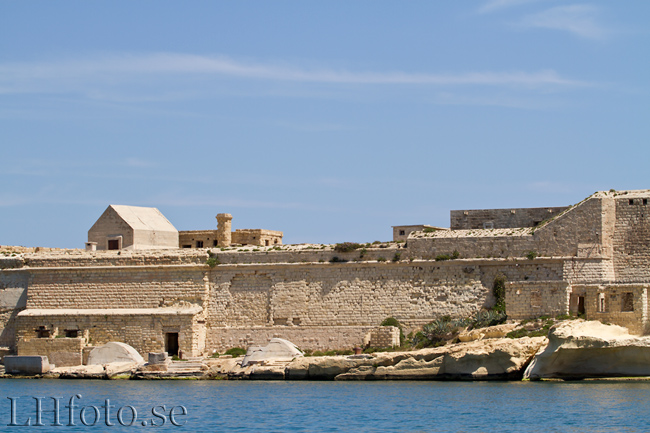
[216,213,233,247]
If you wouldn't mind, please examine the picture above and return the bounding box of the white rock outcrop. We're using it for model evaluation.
[524,320,650,380]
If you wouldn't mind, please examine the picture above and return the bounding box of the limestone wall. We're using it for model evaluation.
[534,196,612,258]
[232,229,283,247]
[450,206,568,230]
[581,284,649,334]
[179,230,219,249]
[17,338,83,367]
[407,233,537,261]
[613,194,650,282]
[207,261,489,335]
[505,281,571,319]
[0,270,28,348]
[15,309,202,357]
[24,266,207,310]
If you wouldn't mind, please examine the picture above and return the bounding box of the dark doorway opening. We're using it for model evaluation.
[165,332,179,356]
[108,240,120,250]
[577,296,585,316]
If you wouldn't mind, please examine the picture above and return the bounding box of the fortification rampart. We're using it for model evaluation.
[2,189,649,356]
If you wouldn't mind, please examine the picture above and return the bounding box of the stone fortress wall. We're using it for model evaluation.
[2,189,649,357]
[450,206,569,230]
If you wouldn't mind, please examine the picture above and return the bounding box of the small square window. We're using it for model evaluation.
[65,329,79,338]
[196,241,204,248]
[629,199,635,205]
[399,230,406,236]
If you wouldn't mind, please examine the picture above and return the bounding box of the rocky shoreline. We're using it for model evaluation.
[4,320,650,382]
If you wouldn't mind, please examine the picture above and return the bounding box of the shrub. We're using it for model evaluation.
[525,250,538,260]
[452,250,460,259]
[359,248,367,258]
[224,347,246,357]
[471,310,507,328]
[435,254,451,261]
[492,273,506,312]
[423,227,436,233]
[377,257,386,262]
[381,317,405,345]
[334,242,363,253]
[206,250,220,267]
[392,252,401,262]
[330,256,348,263]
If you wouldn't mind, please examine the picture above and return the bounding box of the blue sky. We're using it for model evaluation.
[1,1,649,248]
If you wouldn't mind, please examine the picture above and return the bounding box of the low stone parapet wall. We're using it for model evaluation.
[17,337,84,367]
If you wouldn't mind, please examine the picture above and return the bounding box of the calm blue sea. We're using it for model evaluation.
[0,379,648,432]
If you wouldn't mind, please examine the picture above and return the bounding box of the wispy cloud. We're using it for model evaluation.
[518,5,608,39]
[478,0,545,14]
[0,52,590,98]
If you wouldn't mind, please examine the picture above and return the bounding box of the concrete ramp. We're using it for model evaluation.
[87,342,145,365]
[242,338,303,367]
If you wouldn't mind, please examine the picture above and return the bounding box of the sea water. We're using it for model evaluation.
[1,379,649,432]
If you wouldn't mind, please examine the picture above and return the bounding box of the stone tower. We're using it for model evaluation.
[216,213,233,247]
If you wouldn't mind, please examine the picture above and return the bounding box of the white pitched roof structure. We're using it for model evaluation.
[88,205,179,250]
[109,205,177,233]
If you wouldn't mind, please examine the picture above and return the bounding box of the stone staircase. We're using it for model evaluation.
[165,357,207,377]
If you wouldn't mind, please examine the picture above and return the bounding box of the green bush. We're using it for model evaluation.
[525,250,539,260]
[377,257,386,262]
[423,227,436,233]
[392,252,401,262]
[224,347,246,357]
[334,242,363,253]
[492,273,506,312]
[206,250,220,267]
[435,254,451,261]
[380,317,405,345]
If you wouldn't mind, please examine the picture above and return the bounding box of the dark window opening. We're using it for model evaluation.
[622,292,634,312]
[182,244,191,249]
[577,296,585,315]
[629,199,635,205]
[274,239,278,244]
[165,332,179,357]
[108,239,120,250]
[644,199,648,206]
[196,241,204,248]
[213,240,219,247]
[399,230,406,236]
[65,329,79,338]
[36,326,50,338]
[265,240,270,246]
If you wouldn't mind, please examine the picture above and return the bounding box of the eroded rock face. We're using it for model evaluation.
[524,320,650,380]
[336,337,545,380]
[280,336,545,381]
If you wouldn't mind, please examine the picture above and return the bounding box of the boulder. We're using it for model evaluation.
[524,320,650,380]
[87,342,144,366]
[241,338,303,367]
